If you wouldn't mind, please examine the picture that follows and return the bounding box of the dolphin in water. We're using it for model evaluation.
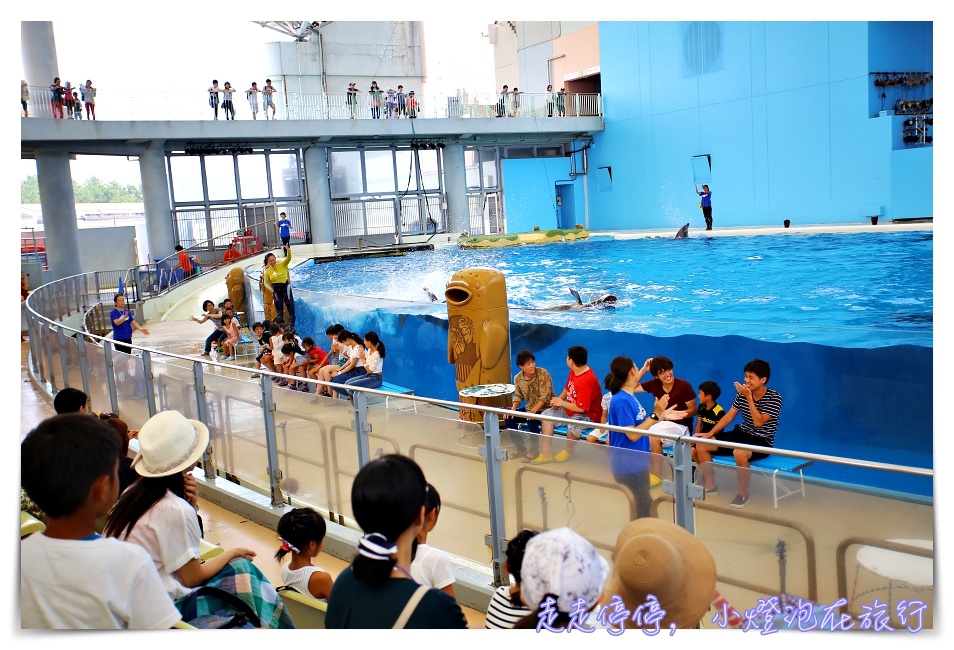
[423,287,441,302]
[546,287,619,311]
[675,223,690,239]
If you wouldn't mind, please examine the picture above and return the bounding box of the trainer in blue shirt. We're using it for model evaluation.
[276,212,292,246]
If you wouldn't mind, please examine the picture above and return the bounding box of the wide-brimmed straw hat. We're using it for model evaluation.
[132,410,209,477]
[520,527,610,614]
[605,519,716,629]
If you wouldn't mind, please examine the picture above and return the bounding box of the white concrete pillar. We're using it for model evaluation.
[303,145,335,255]
[21,22,58,99]
[139,141,174,262]
[443,143,469,234]
[35,152,82,280]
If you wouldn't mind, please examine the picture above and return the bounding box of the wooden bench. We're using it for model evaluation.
[662,445,813,509]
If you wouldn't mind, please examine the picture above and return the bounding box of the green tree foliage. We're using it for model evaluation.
[21,175,142,203]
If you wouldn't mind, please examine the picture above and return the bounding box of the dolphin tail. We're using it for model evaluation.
[569,287,583,304]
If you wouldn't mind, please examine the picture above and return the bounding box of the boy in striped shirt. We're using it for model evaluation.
[694,359,782,509]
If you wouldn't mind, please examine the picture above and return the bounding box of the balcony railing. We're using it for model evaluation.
[22,88,603,122]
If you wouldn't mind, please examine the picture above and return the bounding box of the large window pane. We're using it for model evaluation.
[330,151,363,196]
[269,152,301,198]
[238,154,268,200]
[395,151,419,191]
[204,155,237,201]
[480,148,498,189]
[365,150,395,194]
[169,156,204,202]
[418,150,440,190]
[465,149,481,189]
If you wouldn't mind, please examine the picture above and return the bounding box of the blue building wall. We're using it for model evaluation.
[500,21,932,231]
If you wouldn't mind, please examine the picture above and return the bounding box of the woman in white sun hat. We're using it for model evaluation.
[104,410,294,628]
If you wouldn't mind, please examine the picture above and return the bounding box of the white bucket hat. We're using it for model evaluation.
[520,527,610,615]
[132,410,209,477]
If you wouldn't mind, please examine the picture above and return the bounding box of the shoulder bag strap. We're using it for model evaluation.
[392,585,430,629]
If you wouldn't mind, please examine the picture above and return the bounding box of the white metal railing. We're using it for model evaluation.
[21,86,603,121]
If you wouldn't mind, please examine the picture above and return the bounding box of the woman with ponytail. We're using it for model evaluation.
[336,331,386,400]
[325,454,467,629]
[604,355,687,519]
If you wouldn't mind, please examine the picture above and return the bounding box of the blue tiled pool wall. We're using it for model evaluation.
[293,297,932,497]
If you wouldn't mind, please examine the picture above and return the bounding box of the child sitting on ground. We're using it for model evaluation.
[275,507,335,600]
[279,331,304,388]
[485,529,539,628]
[20,414,181,629]
[410,483,456,599]
[693,380,725,493]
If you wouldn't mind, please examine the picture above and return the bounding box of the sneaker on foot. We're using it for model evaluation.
[529,454,554,465]
[649,474,662,488]
[278,381,289,387]
[705,484,719,495]
[200,352,211,357]
[729,494,749,509]
[554,449,572,463]
[250,373,261,379]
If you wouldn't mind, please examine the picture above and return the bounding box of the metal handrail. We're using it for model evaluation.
[23,86,603,121]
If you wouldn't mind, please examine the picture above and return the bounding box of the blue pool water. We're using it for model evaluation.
[293,232,932,348]
[289,231,933,496]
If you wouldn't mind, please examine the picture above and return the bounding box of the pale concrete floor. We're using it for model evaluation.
[19,339,488,629]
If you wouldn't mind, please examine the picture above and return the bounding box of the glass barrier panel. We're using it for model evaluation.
[61,333,82,392]
[86,342,112,415]
[113,351,150,429]
[41,324,61,388]
[271,388,353,514]
[151,356,202,420]
[205,373,268,494]
[691,458,934,630]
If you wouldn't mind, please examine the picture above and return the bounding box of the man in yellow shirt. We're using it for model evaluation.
[263,244,295,328]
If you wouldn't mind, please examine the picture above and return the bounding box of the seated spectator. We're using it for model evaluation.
[504,350,555,462]
[249,321,271,378]
[485,529,538,629]
[315,325,348,397]
[275,507,335,600]
[102,416,138,495]
[325,454,467,629]
[222,242,243,263]
[269,323,288,383]
[532,345,603,464]
[21,414,181,629]
[295,336,327,392]
[103,410,295,628]
[633,355,698,485]
[692,380,725,493]
[328,331,365,398]
[336,331,385,400]
[410,483,455,598]
[190,300,225,358]
[218,313,240,361]
[53,387,89,414]
[513,527,609,630]
[694,359,782,509]
[587,390,613,443]
[603,518,716,630]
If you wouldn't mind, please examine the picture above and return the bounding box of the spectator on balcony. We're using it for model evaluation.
[246,82,260,120]
[396,85,406,117]
[83,80,96,120]
[406,91,418,119]
[72,92,83,120]
[497,84,508,117]
[221,82,236,120]
[22,80,30,118]
[385,88,396,118]
[263,79,277,120]
[509,88,520,117]
[50,78,65,119]
[546,85,555,117]
[557,87,566,117]
[346,82,358,119]
[208,80,222,120]
[172,245,196,280]
[369,81,383,119]
[63,82,75,119]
